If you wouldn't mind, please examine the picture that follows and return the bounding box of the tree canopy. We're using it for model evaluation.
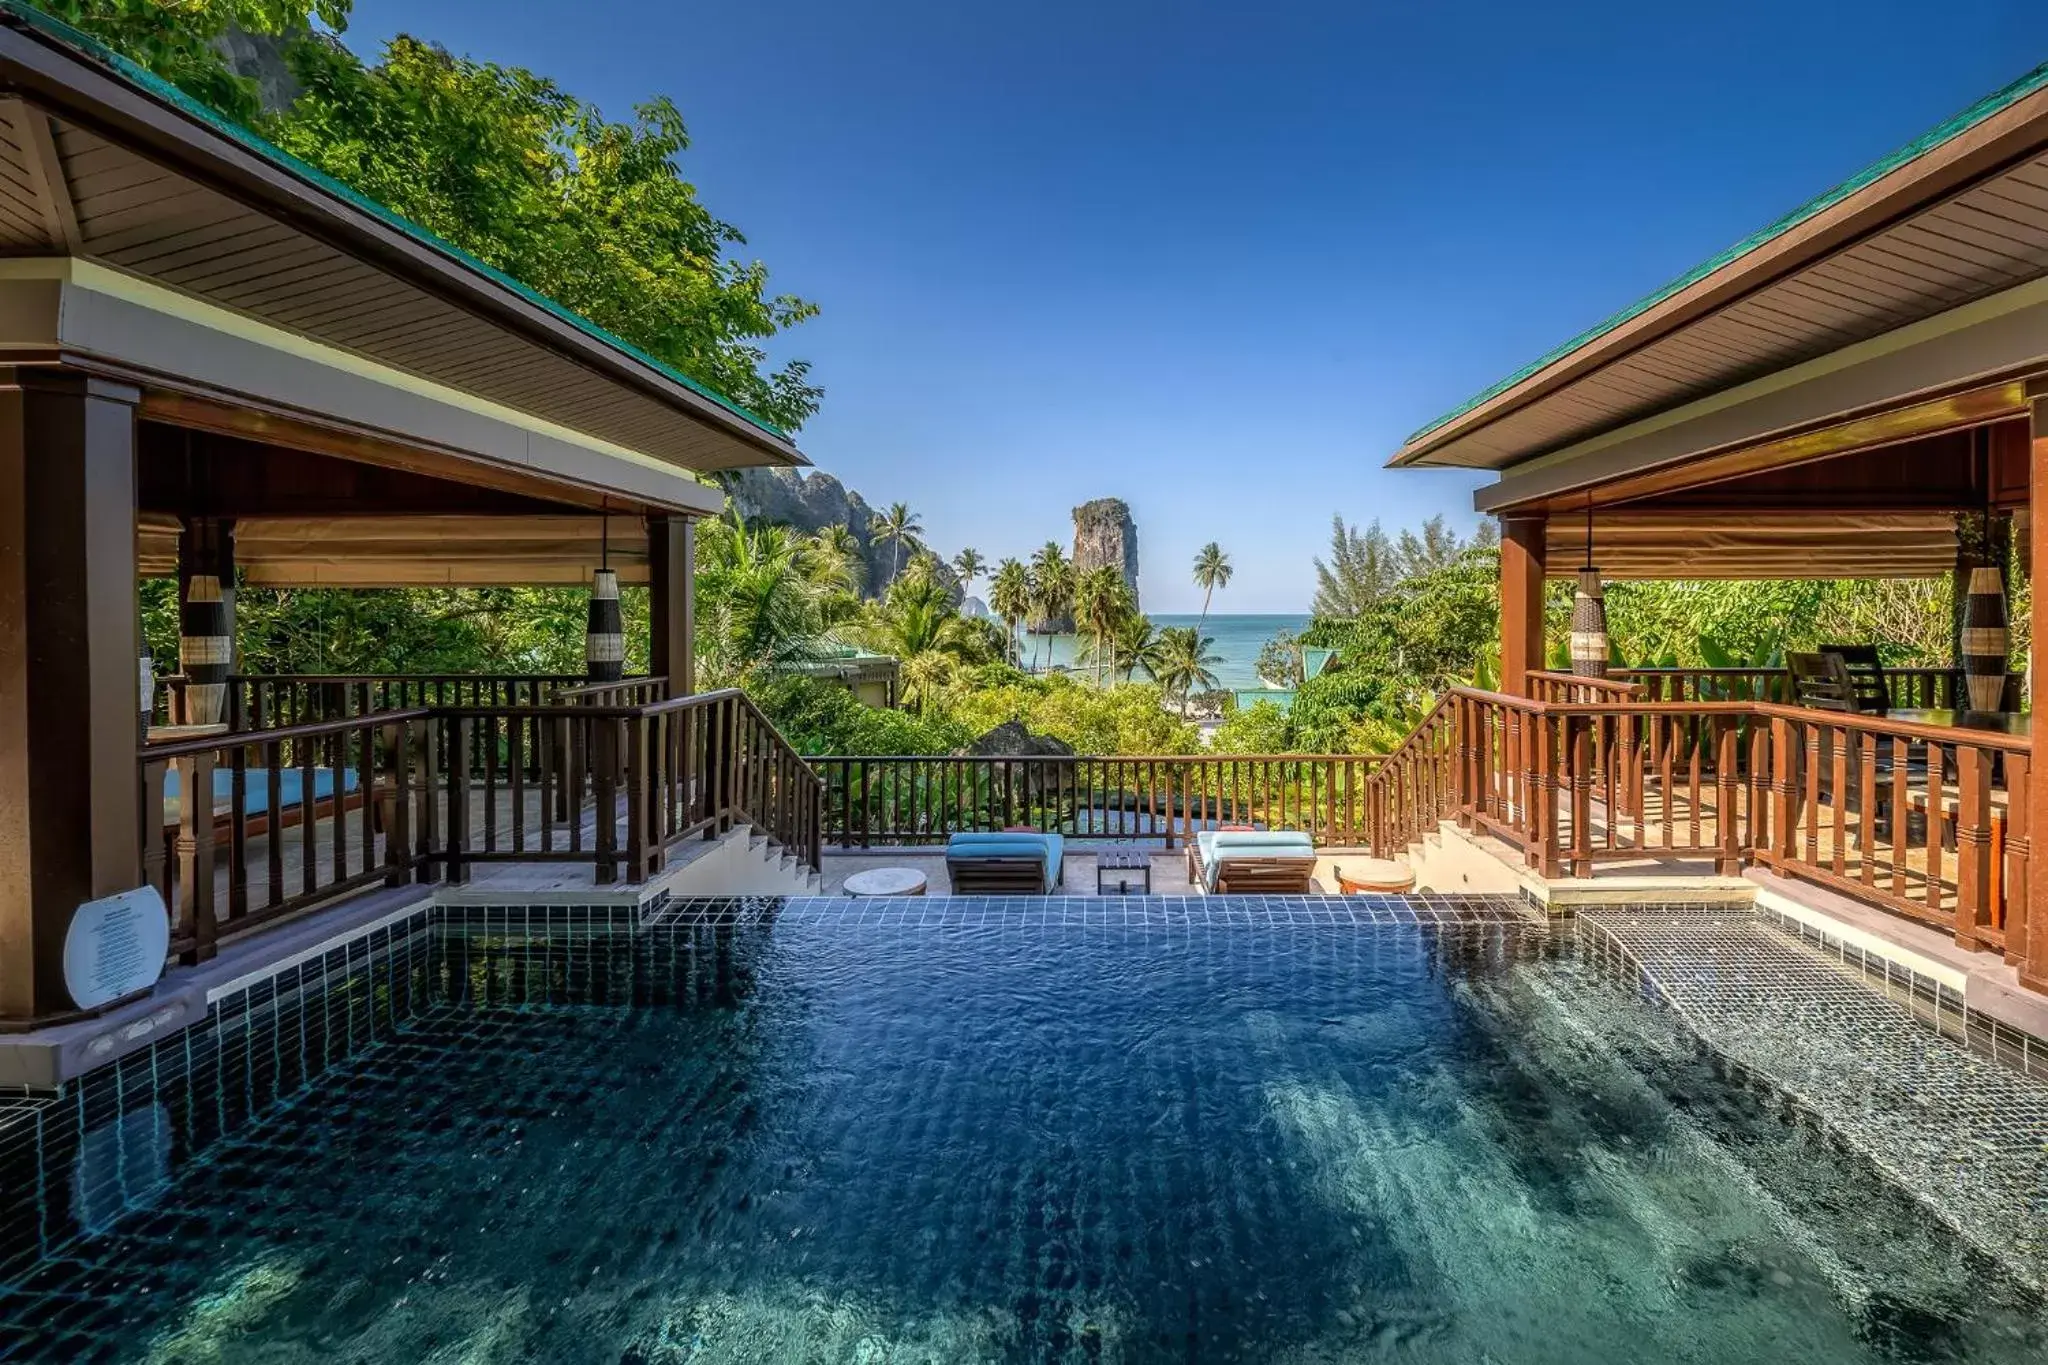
[35,0,819,432]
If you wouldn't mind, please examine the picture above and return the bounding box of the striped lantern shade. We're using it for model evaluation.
[1961,565,2009,713]
[178,573,231,725]
[1569,568,1608,678]
[585,567,624,682]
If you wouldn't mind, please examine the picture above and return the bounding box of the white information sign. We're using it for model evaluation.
[63,886,169,1011]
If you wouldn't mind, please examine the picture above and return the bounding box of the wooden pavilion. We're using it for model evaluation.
[1388,57,2048,993]
[0,9,817,1025]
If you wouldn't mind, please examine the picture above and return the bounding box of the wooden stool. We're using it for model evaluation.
[1333,859,1416,894]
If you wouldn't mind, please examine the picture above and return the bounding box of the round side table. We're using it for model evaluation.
[842,866,929,897]
[1333,859,1416,894]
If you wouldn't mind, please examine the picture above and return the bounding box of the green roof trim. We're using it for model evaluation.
[0,1,790,443]
[1403,56,2048,450]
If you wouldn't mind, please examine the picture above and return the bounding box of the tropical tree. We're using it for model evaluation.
[695,517,823,680]
[951,547,986,598]
[28,0,354,123]
[864,576,982,714]
[1073,564,1135,685]
[989,558,1032,665]
[1028,541,1073,672]
[1106,613,1164,682]
[270,28,821,430]
[871,502,923,587]
[1152,626,1222,714]
[1192,542,1232,631]
[802,525,863,595]
[1312,515,1401,619]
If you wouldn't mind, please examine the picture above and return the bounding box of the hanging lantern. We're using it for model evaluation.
[1568,496,1607,678]
[1961,565,2009,713]
[178,573,231,725]
[586,567,624,682]
[1569,568,1608,678]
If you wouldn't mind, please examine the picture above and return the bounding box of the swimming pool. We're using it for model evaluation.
[2,897,2043,1362]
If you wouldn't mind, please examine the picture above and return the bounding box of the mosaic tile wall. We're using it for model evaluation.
[1575,905,2048,1278]
[0,901,650,1285]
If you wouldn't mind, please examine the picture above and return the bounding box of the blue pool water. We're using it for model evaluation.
[1,898,2043,1363]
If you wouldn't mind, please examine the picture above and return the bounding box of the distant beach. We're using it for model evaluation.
[1022,613,1311,692]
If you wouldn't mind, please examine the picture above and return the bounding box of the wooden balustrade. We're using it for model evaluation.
[814,753,1382,849]
[141,687,819,960]
[1527,671,1644,704]
[1613,666,2002,708]
[141,708,431,960]
[223,673,666,730]
[1421,688,2034,970]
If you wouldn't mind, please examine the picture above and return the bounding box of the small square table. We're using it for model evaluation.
[1095,846,1151,894]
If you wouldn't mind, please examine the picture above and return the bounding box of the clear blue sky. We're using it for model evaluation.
[349,0,2030,612]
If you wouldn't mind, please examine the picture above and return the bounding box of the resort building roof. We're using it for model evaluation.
[0,2,804,502]
[1389,57,2048,482]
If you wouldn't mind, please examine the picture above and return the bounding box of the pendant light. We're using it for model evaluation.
[1569,495,1608,679]
[586,503,624,682]
[1961,499,2010,714]
[179,571,231,724]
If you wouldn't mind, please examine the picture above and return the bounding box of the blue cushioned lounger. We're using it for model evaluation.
[1194,829,1316,893]
[945,832,1065,893]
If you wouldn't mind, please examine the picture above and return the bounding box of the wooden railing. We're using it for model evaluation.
[1363,685,2039,984]
[142,688,820,962]
[814,753,1383,848]
[1614,666,1998,708]
[1362,695,1458,856]
[228,673,605,729]
[141,709,431,960]
[1528,670,1645,704]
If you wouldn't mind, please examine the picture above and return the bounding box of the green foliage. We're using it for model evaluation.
[1210,699,1291,754]
[1150,626,1221,711]
[1192,542,1232,625]
[143,579,641,677]
[25,1,351,123]
[749,674,970,757]
[1312,513,1495,619]
[1255,630,1303,688]
[946,672,1200,756]
[1290,671,1413,753]
[270,35,818,431]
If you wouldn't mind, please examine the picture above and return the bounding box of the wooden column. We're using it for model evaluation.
[1500,514,1547,697]
[0,368,143,1022]
[647,514,694,698]
[2026,383,2048,993]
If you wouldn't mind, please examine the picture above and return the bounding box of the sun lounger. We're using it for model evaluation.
[945,832,1064,894]
[1190,829,1317,893]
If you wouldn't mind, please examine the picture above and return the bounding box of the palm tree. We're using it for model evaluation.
[1106,613,1163,682]
[872,575,979,714]
[1192,542,1232,632]
[1073,564,1133,686]
[1152,625,1222,715]
[951,547,986,598]
[695,517,823,679]
[989,558,1031,664]
[871,502,923,587]
[1028,541,1073,672]
[803,525,864,595]
[989,558,1031,665]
